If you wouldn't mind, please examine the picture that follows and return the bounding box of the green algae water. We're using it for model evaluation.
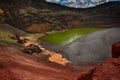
[41,28,104,44]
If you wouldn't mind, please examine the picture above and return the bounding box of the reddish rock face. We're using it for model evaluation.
[68,20,81,28]
[26,23,53,33]
[112,41,120,58]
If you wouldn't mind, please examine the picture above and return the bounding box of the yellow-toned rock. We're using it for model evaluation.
[49,53,69,65]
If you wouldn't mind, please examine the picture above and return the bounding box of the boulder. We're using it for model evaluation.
[23,44,42,54]
[112,41,120,58]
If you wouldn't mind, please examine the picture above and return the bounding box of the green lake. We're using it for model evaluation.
[41,28,104,44]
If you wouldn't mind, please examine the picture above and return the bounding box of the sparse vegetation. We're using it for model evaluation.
[0,24,27,44]
[0,31,17,43]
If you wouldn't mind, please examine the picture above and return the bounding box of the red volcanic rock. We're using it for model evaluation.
[92,57,120,80]
[112,41,120,58]
[0,64,15,80]
[26,23,53,33]
[78,57,120,80]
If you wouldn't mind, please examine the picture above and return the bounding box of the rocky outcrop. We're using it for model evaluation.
[23,44,42,54]
[42,28,120,69]
[78,57,120,80]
